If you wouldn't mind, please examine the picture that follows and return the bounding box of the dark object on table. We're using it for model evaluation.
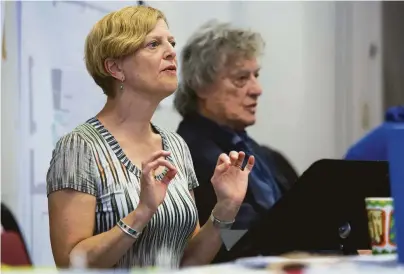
[234,159,390,256]
[282,263,307,274]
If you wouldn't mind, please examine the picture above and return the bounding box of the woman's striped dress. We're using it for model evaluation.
[46,117,199,268]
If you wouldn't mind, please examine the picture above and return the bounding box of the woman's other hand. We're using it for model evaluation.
[210,151,255,220]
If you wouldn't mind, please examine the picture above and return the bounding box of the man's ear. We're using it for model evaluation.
[104,58,124,81]
[195,86,213,99]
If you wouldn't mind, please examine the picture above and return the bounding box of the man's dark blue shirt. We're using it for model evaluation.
[177,113,298,262]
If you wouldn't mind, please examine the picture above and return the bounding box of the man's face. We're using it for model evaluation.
[200,58,262,130]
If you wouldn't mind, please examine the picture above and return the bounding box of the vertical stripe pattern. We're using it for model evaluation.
[46,117,199,269]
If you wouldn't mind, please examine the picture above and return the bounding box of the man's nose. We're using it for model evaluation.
[249,77,262,96]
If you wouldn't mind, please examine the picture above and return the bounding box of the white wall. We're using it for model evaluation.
[1,1,383,265]
[351,2,383,136]
[238,1,338,173]
[1,1,21,221]
[334,1,383,156]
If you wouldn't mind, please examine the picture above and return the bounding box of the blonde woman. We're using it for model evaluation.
[46,6,254,269]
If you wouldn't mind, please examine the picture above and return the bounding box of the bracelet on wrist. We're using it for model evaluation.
[117,219,142,239]
[210,211,235,229]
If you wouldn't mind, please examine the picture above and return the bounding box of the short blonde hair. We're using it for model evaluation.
[85,6,167,96]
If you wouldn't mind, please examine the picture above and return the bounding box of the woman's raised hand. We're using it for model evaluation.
[210,151,255,220]
[138,150,177,213]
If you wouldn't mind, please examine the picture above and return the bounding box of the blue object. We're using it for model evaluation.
[385,106,404,122]
[387,123,404,264]
[345,106,404,161]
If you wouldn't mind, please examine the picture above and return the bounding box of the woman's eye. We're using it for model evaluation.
[170,41,176,48]
[148,41,159,48]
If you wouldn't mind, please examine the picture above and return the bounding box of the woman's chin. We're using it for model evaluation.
[160,83,178,96]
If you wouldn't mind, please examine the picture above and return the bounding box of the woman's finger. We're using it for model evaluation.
[143,158,176,175]
[244,155,255,172]
[141,150,171,168]
[234,151,246,169]
[160,168,178,184]
[229,151,239,166]
[216,153,230,166]
[216,153,230,173]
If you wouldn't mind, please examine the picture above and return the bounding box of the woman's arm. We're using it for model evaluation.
[49,189,154,268]
[47,133,154,268]
[48,131,175,268]
[181,192,239,266]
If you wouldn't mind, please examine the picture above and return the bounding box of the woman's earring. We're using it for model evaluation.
[120,78,124,91]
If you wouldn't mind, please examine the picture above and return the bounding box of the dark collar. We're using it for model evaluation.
[180,113,248,152]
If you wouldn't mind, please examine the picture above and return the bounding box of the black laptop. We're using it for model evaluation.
[234,159,391,256]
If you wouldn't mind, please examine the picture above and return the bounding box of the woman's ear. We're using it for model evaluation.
[104,58,124,81]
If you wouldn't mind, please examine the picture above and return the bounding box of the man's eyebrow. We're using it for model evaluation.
[231,68,261,75]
